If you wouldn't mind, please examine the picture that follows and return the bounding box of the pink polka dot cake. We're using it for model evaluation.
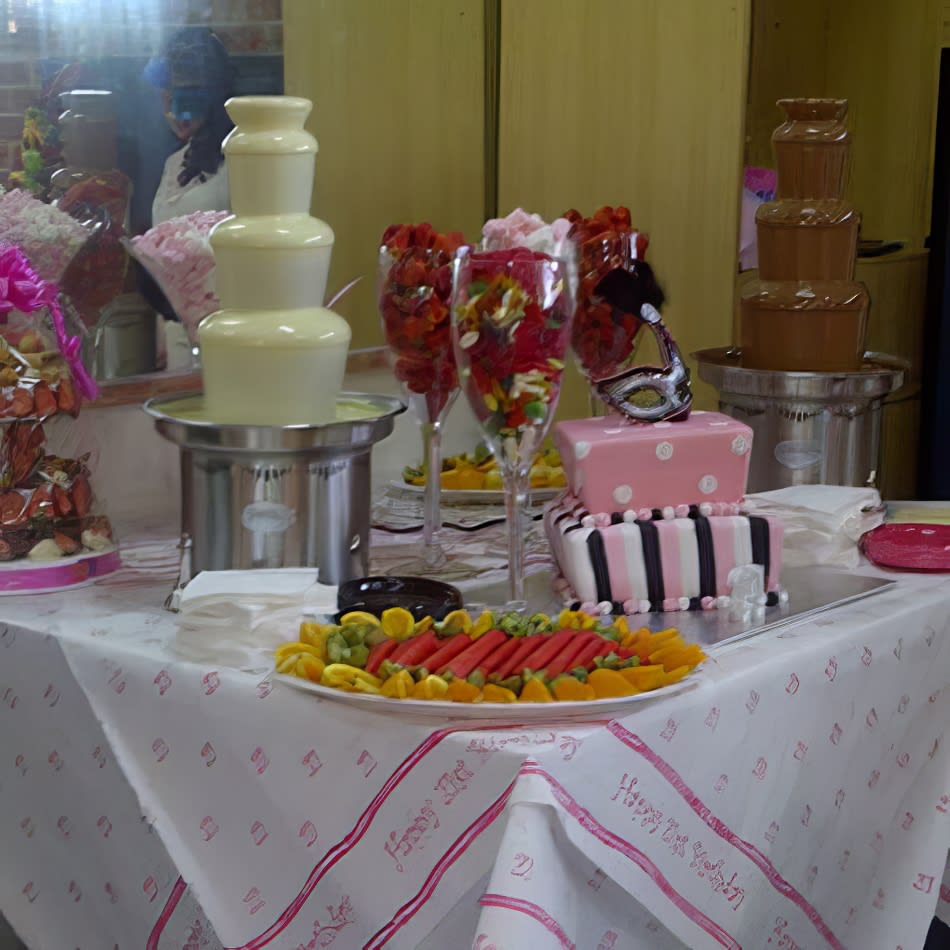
[544,412,785,615]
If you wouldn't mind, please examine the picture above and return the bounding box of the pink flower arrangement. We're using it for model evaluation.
[128,210,229,345]
[0,189,89,282]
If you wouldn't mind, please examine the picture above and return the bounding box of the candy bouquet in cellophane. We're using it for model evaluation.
[0,243,118,589]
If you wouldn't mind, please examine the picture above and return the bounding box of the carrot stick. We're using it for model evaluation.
[542,631,598,679]
[517,629,575,675]
[574,637,615,671]
[366,639,399,675]
[391,630,439,666]
[420,633,471,672]
[478,637,520,677]
[440,629,507,679]
[495,634,546,679]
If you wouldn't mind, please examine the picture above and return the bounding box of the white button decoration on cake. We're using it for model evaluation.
[613,484,634,505]
[731,435,750,456]
[574,440,591,460]
[698,474,718,495]
[656,441,674,461]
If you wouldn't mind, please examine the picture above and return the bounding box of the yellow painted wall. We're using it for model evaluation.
[497,0,752,414]
[283,0,487,349]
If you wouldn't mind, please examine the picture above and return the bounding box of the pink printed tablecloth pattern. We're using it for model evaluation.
[1,532,949,950]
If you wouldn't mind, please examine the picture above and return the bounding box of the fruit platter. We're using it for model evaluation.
[398,444,565,502]
[274,606,707,720]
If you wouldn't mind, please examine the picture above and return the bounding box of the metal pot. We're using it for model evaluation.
[695,348,906,491]
[145,392,405,598]
[94,294,158,380]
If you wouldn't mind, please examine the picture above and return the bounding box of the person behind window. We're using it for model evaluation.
[145,26,234,226]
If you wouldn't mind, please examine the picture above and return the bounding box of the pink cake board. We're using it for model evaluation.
[0,547,122,595]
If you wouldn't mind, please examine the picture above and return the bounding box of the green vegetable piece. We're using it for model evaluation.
[523,401,546,420]
[569,666,589,681]
[327,633,349,663]
[347,644,369,668]
[497,675,522,694]
[467,670,486,688]
[594,652,621,669]
[377,659,404,680]
[342,625,368,647]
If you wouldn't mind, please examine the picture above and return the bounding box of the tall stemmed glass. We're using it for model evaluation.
[451,247,575,606]
[564,208,661,415]
[378,227,466,568]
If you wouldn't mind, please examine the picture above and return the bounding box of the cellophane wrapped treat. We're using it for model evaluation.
[378,222,468,421]
[0,244,114,567]
[127,210,229,345]
[58,170,133,327]
[563,205,664,381]
[0,188,89,282]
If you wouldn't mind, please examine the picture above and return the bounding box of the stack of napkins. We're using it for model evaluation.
[743,485,885,569]
[173,569,337,672]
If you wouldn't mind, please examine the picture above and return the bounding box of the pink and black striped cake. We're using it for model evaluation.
[545,414,785,614]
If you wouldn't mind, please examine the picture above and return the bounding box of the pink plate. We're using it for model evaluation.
[861,523,950,572]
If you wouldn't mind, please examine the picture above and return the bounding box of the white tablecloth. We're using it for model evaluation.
[2,533,950,949]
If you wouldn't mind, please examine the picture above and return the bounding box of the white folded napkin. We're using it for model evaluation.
[174,569,338,672]
[743,485,885,569]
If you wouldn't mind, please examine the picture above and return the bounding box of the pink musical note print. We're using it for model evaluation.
[299,821,318,848]
[861,646,872,667]
[659,718,678,742]
[3,688,18,709]
[793,740,808,762]
[302,749,322,777]
[357,750,377,778]
[704,706,719,730]
[829,723,843,745]
[597,931,618,950]
[785,673,800,695]
[745,690,760,714]
[913,874,935,894]
[202,672,220,696]
[870,831,884,853]
[558,734,582,761]
[865,708,878,729]
[901,812,915,830]
[893,638,903,661]
[587,868,607,891]
[897,751,911,768]
[250,821,268,846]
[714,774,729,793]
[200,742,216,767]
[931,739,941,760]
[806,865,818,889]
[509,852,534,879]
[752,757,768,780]
[22,882,38,903]
[92,745,107,769]
[872,888,885,910]
[97,816,112,838]
[143,876,159,903]
[56,815,73,839]
[256,680,273,699]
[1,626,15,647]
[839,850,850,871]
[152,738,169,763]
[199,816,219,842]
[43,683,60,707]
[764,821,779,844]
[108,668,126,694]
[243,887,266,915]
[104,882,118,904]
[67,880,81,902]
[869,770,881,789]
[14,754,26,775]
[898,694,910,714]
[19,817,34,838]
[801,805,812,827]
[825,657,838,682]
[153,670,172,696]
[251,747,269,775]
[835,788,846,808]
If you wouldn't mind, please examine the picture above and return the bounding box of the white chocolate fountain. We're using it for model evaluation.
[199,96,351,424]
[146,96,404,589]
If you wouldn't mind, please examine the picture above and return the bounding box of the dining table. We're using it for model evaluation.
[1,517,949,950]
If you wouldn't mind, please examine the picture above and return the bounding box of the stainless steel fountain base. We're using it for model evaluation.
[145,392,405,587]
[695,349,906,491]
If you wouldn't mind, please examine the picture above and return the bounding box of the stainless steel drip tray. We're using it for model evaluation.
[457,566,896,651]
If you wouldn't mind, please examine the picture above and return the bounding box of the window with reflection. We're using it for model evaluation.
[0,0,283,375]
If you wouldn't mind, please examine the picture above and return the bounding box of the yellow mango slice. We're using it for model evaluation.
[619,665,665,691]
[381,670,414,699]
[551,677,596,702]
[380,607,416,641]
[446,679,483,703]
[482,684,518,703]
[519,678,554,703]
[587,669,639,699]
[411,675,450,701]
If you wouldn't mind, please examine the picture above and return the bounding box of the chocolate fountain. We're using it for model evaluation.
[696,98,904,490]
[145,97,404,592]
